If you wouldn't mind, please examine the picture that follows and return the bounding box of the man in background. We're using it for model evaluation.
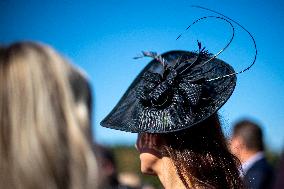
[230,120,274,189]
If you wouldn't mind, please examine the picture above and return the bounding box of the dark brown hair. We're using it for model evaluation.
[233,120,264,151]
[161,114,243,189]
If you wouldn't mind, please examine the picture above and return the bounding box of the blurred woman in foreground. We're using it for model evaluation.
[0,42,98,189]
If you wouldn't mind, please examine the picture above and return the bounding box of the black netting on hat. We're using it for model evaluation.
[101,50,236,133]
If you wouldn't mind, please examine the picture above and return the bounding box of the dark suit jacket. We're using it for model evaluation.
[244,157,274,189]
[273,152,284,189]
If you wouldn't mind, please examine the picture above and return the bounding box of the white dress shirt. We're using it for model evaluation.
[241,151,265,176]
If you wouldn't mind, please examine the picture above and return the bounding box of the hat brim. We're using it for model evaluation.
[100,50,236,133]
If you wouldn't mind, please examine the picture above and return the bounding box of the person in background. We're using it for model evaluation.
[0,42,98,189]
[118,172,142,189]
[230,120,274,189]
[95,145,140,189]
[141,184,156,189]
[273,152,284,189]
[68,64,93,139]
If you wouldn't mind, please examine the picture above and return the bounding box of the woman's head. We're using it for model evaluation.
[67,64,93,138]
[137,114,243,188]
[102,49,240,188]
[0,42,97,189]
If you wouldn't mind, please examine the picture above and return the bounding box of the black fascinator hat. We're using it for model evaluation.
[101,48,236,133]
[100,6,257,133]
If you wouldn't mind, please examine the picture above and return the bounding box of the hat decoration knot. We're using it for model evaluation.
[135,42,210,128]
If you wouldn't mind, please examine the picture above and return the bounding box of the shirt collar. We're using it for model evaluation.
[241,151,264,175]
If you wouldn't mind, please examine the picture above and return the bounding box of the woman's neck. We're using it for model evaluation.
[154,157,191,189]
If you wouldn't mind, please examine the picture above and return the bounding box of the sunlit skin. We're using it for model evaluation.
[230,136,243,161]
[136,133,162,175]
[230,136,259,163]
[136,133,191,189]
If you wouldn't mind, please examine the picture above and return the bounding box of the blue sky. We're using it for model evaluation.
[1,0,284,152]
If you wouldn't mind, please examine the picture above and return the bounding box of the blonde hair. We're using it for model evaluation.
[0,42,98,189]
